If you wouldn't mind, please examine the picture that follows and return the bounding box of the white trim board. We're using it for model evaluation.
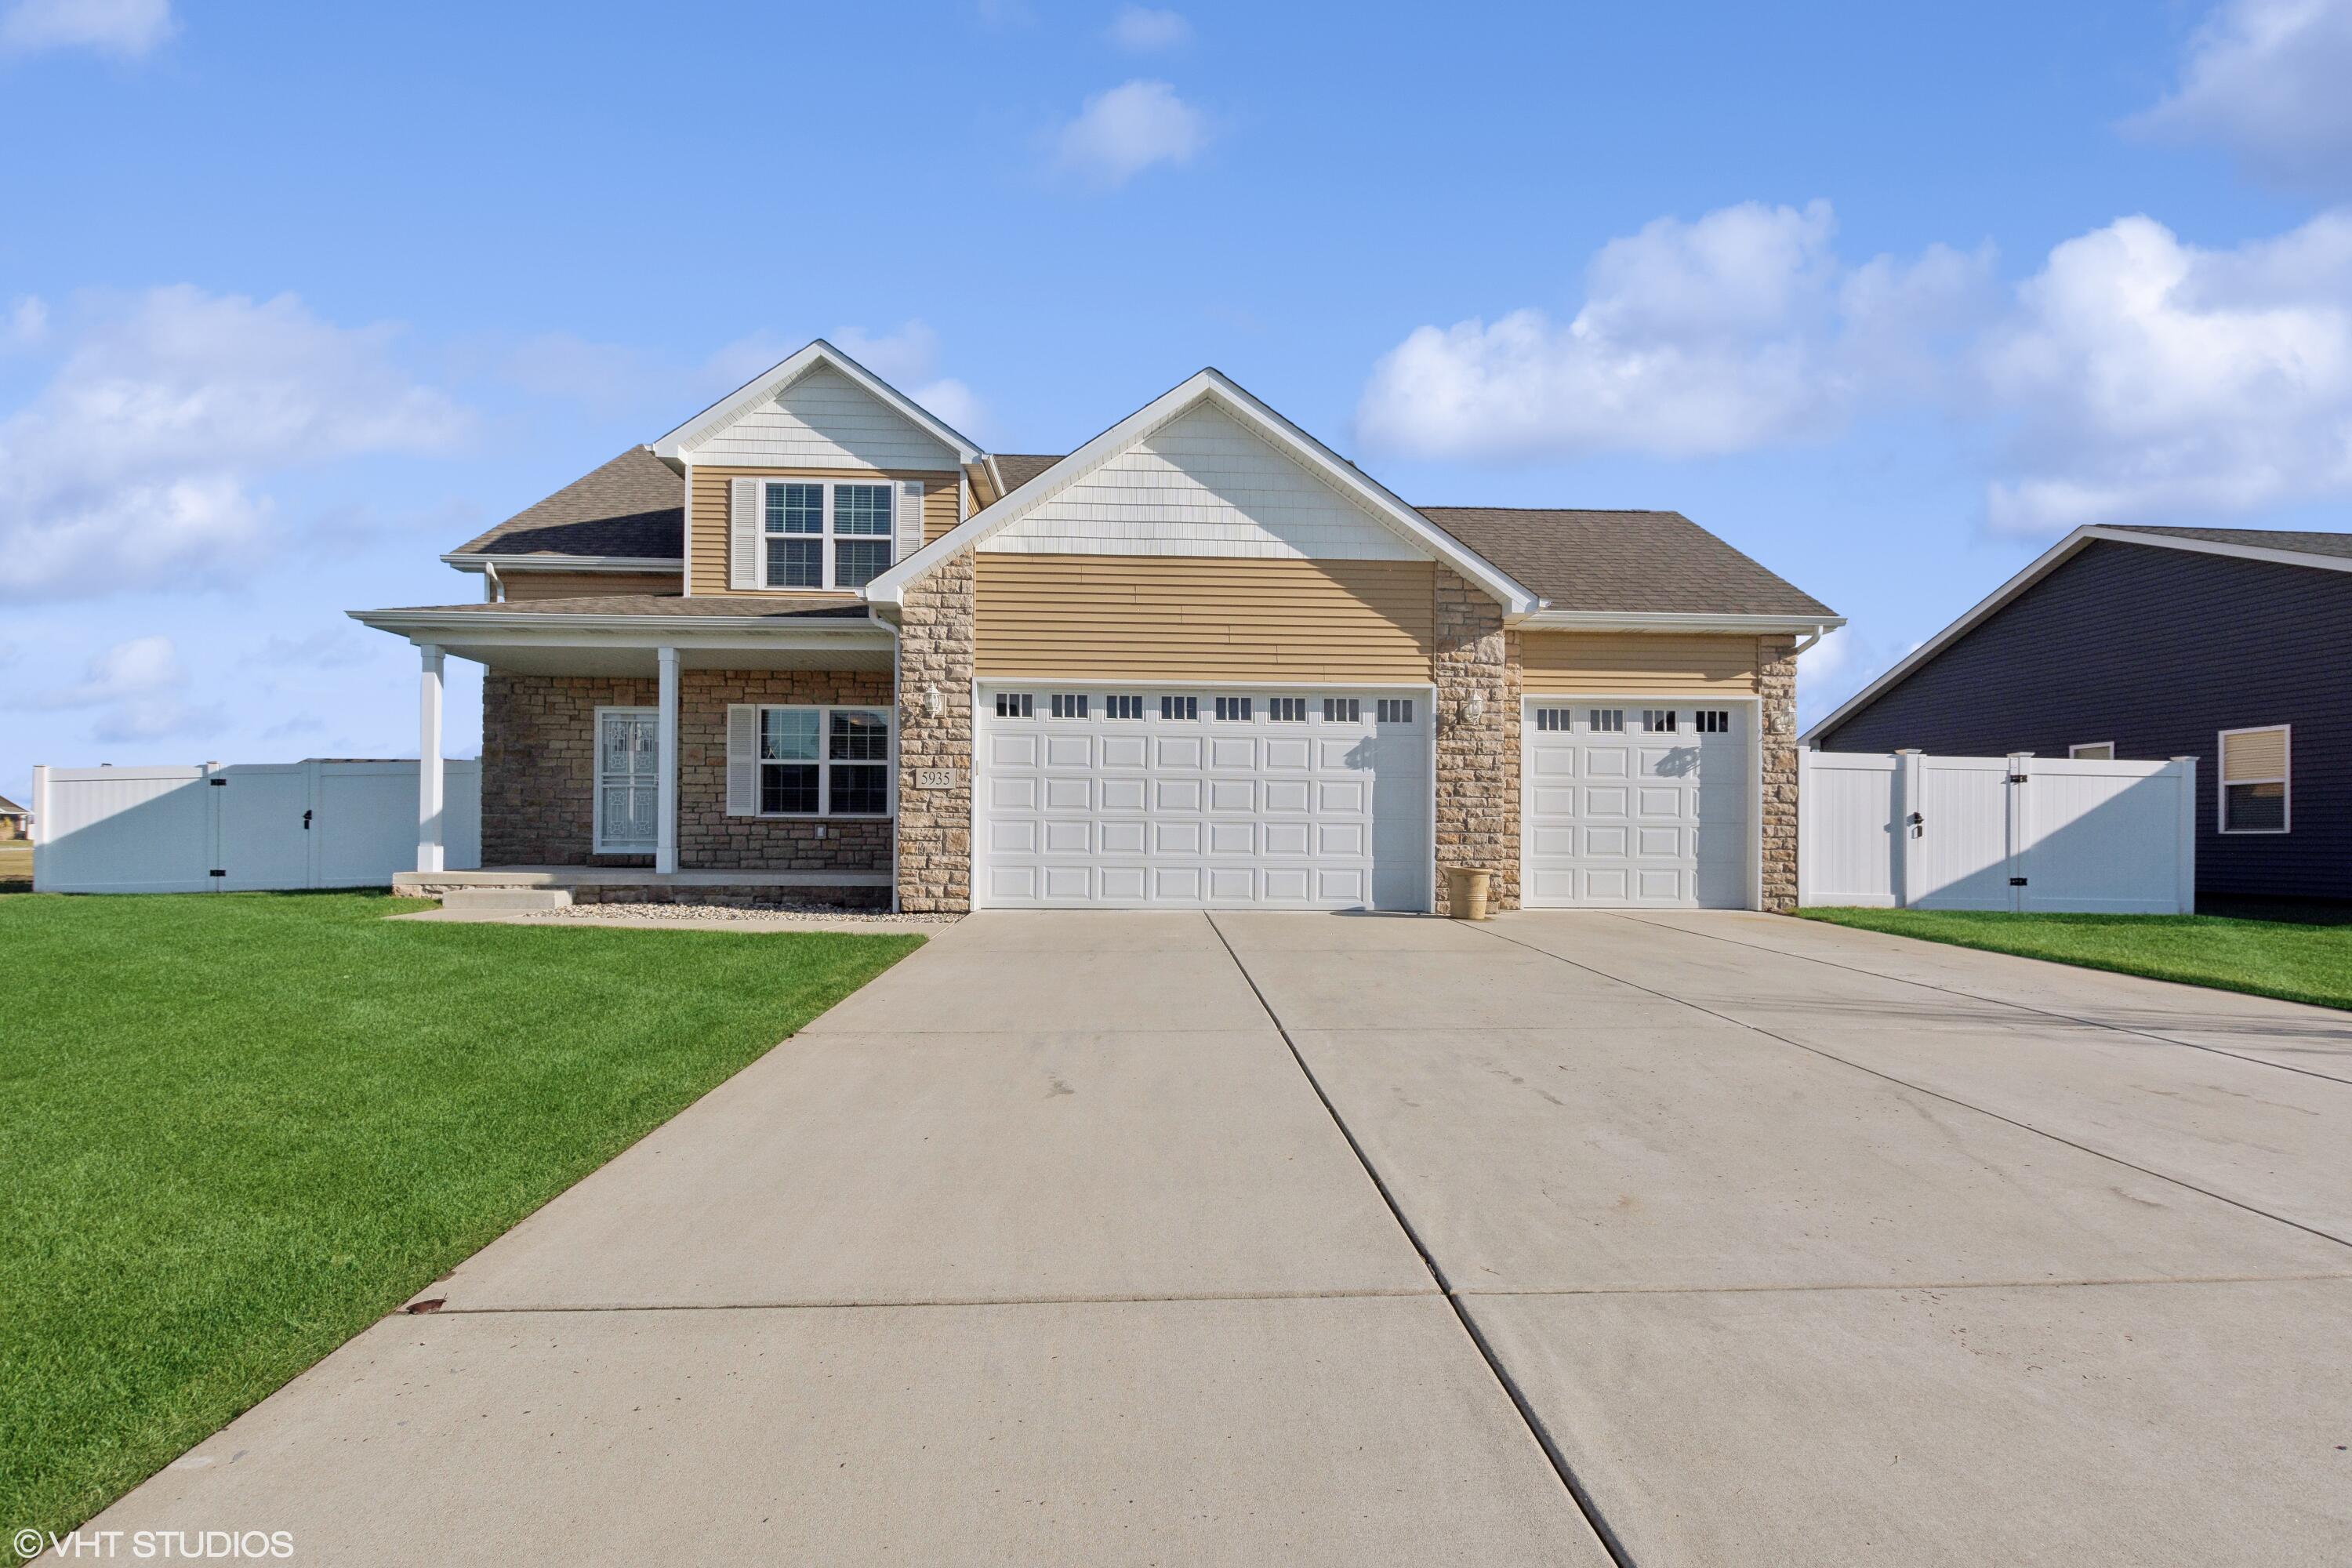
[1802,525,2352,744]
[864,368,1539,615]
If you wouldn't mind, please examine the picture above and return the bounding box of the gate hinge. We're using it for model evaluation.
[209,869,227,877]
[2009,877,2027,886]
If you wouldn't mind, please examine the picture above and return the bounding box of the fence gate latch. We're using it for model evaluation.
[209,869,227,877]
[2006,773,2029,784]
[2009,877,2028,886]
[209,777,227,786]
[303,810,313,831]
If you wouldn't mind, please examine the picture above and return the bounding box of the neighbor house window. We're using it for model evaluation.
[2220,725,2289,833]
[2069,742,2114,760]
[758,706,891,817]
[763,480,894,590]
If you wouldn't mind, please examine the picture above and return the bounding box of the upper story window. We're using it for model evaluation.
[2220,725,2289,834]
[764,480,894,590]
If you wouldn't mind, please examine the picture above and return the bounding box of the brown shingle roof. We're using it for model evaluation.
[1417,506,1835,618]
[2106,525,2352,562]
[994,452,1063,492]
[383,594,871,620]
[451,448,684,559]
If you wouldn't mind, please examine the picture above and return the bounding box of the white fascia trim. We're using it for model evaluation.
[1802,524,2352,746]
[348,608,895,644]
[1519,611,1846,635]
[646,339,983,466]
[862,368,1540,615]
[441,553,685,574]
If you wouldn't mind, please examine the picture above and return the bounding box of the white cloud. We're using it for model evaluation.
[0,0,174,58]
[1977,212,2352,532]
[1356,201,1991,460]
[1107,5,1190,51]
[6,295,46,347]
[830,319,989,438]
[1050,79,1209,189]
[34,633,220,741]
[2129,0,2352,187]
[0,285,468,601]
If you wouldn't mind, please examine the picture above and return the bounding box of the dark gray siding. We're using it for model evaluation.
[1812,541,2351,899]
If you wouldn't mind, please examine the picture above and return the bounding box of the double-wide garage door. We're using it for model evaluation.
[1522,699,1751,908]
[978,683,1430,909]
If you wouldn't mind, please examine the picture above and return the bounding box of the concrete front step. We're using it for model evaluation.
[439,887,574,913]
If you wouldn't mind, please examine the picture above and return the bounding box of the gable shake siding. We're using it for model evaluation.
[1811,541,2351,899]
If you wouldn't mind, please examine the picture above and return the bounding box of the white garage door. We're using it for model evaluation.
[1522,699,1751,908]
[978,684,1431,909]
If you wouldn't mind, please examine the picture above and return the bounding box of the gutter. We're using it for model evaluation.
[1513,610,1847,636]
[441,553,686,574]
[348,608,893,637]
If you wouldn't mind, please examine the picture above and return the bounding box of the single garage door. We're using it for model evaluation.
[978,683,1431,909]
[1522,699,1751,908]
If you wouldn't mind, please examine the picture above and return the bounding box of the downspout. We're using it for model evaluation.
[1791,622,1828,656]
[482,561,502,604]
[880,609,902,915]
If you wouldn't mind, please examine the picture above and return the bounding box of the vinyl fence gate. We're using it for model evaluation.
[31,760,481,894]
[1798,750,2197,914]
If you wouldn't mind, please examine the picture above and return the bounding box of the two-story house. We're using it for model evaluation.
[353,341,1839,913]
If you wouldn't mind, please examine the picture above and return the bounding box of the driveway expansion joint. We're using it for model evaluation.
[1610,910,2352,1087]
[1207,913,1639,1568]
[1469,919,2352,1258]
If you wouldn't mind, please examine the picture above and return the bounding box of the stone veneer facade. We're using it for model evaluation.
[891,552,975,913]
[1432,571,1523,913]
[481,668,892,883]
[1757,635,1799,913]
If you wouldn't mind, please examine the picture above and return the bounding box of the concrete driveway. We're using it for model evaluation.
[78,911,2352,1564]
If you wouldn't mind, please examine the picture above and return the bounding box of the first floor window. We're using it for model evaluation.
[2220,725,2289,833]
[2069,742,2114,760]
[758,706,891,816]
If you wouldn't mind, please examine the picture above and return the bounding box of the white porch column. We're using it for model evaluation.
[416,643,445,873]
[656,645,681,875]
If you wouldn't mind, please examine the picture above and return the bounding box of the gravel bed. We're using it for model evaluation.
[541,901,949,925]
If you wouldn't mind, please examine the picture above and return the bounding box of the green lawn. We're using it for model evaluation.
[0,891,920,1554]
[1795,906,2352,1011]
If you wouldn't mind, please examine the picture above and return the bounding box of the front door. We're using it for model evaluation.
[595,708,659,854]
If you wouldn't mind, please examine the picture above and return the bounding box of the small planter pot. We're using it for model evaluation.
[1444,866,1496,921]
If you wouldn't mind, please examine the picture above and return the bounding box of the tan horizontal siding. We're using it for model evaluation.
[975,555,1437,681]
[687,466,960,596]
[500,570,680,601]
[1518,631,1763,695]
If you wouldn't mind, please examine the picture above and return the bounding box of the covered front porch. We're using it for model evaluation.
[350,596,908,909]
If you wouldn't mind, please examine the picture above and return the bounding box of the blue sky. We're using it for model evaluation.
[6,0,2352,808]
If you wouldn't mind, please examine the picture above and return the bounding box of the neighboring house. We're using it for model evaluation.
[1804,526,2352,902]
[0,794,27,840]
[354,341,1839,913]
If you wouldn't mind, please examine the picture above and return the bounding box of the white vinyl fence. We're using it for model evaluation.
[31,760,480,894]
[1800,750,2197,914]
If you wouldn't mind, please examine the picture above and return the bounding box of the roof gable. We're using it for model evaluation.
[649,339,981,470]
[1802,523,2352,743]
[867,369,1536,611]
[982,399,1429,562]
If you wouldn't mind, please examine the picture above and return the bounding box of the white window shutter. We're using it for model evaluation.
[895,480,924,564]
[730,477,760,590]
[725,704,759,815]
